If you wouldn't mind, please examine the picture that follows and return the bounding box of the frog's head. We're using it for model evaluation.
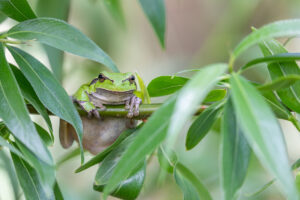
[91,71,137,92]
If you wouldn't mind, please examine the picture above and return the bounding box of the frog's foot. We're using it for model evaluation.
[126,96,142,118]
[88,109,100,119]
[74,99,101,119]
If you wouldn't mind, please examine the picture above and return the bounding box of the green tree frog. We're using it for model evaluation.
[59,71,142,154]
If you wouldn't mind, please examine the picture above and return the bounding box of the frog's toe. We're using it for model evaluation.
[133,97,142,116]
[88,109,100,119]
[127,111,134,118]
[125,100,130,110]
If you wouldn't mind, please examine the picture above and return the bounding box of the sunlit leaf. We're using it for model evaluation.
[230,73,298,199]
[8,46,84,163]
[147,76,189,97]
[232,19,300,60]
[167,64,227,148]
[138,0,166,47]
[186,101,224,150]
[259,39,300,113]
[6,17,119,72]
[221,98,251,200]
[0,43,52,166]
[0,0,36,22]
[174,163,212,200]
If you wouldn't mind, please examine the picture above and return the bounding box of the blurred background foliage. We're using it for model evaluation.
[1,0,300,199]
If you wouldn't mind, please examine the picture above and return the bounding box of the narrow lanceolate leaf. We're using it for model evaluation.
[259,39,300,113]
[11,152,54,200]
[186,101,224,150]
[174,163,212,200]
[230,73,298,199]
[8,46,84,163]
[94,134,145,200]
[104,0,125,27]
[10,64,53,140]
[0,135,25,159]
[76,128,136,173]
[103,95,176,198]
[36,0,70,82]
[54,181,64,200]
[6,17,119,72]
[138,0,166,47]
[34,123,52,147]
[0,43,52,166]
[0,0,36,22]
[167,64,227,148]
[242,53,300,71]
[147,76,189,97]
[257,75,300,91]
[232,19,300,59]
[221,99,251,200]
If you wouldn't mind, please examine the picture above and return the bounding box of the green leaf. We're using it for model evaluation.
[6,17,119,72]
[242,53,300,71]
[296,172,300,194]
[34,123,52,147]
[0,134,25,159]
[76,128,136,173]
[94,134,145,200]
[8,46,84,163]
[136,72,151,104]
[258,39,300,113]
[0,150,20,199]
[230,73,298,199]
[103,95,176,198]
[0,43,53,166]
[157,147,177,173]
[54,181,64,200]
[147,76,189,97]
[0,12,7,23]
[138,0,166,47]
[36,0,70,82]
[203,89,227,103]
[11,152,54,200]
[10,64,53,140]
[104,0,125,27]
[221,98,251,200]
[174,163,212,200]
[292,158,300,170]
[167,64,227,148]
[0,0,36,22]
[186,101,224,150]
[257,75,300,91]
[232,19,300,60]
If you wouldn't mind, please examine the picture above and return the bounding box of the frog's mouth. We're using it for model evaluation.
[95,88,134,94]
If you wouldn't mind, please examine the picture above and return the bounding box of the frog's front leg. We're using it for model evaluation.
[125,96,142,118]
[74,99,100,118]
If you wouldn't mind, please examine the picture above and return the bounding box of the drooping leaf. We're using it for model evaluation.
[0,0,36,22]
[147,76,189,97]
[54,181,64,200]
[157,147,177,173]
[6,17,119,72]
[257,75,300,91]
[203,89,227,103]
[138,0,166,47]
[34,123,52,147]
[221,98,251,200]
[258,39,300,113]
[8,46,84,163]
[167,64,227,148]
[242,53,300,71]
[94,134,145,200]
[11,152,54,200]
[0,150,20,199]
[186,101,224,150]
[36,0,70,81]
[232,19,300,60]
[0,43,53,166]
[230,73,298,199]
[103,0,125,27]
[174,163,212,200]
[76,128,136,173]
[0,134,25,159]
[103,95,176,198]
[10,64,53,140]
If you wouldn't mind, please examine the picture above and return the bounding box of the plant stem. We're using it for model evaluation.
[0,39,25,44]
[27,103,207,119]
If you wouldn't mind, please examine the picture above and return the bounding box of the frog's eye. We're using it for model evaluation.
[98,73,105,82]
[129,75,135,82]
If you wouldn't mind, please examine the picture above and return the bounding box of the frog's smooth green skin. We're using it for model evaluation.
[59,72,141,155]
